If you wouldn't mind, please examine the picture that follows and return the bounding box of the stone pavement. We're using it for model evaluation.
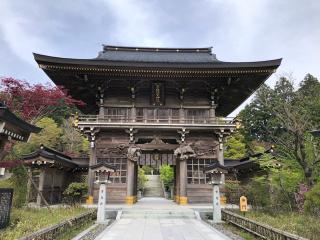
[94,197,231,240]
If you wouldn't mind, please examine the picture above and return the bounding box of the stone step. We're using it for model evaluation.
[121,210,196,219]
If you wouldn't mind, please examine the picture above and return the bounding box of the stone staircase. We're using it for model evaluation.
[144,175,164,198]
[121,209,196,219]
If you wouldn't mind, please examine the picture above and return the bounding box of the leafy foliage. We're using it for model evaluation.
[137,167,148,191]
[224,132,246,159]
[160,165,174,190]
[240,74,320,186]
[63,182,88,205]
[0,77,84,123]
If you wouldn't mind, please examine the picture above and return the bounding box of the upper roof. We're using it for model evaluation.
[33,44,282,116]
[96,45,219,63]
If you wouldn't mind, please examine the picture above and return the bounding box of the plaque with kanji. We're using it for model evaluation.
[151,82,165,106]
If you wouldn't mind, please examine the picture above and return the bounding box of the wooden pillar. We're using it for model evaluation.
[50,169,55,204]
[36,169,45,206]
[26,168,32,204]
[179,108,184,123]
[126,159,135,204]
[217,134,225,183]
[179,160,188,205]
[88,146,97,196]
[131,107,136,122]
[175,160,180,202]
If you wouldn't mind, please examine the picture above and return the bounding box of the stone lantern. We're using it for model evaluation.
[204,162,228,223]
[90,162,116,223]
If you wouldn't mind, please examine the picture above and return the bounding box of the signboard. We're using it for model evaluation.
[220,196,227,206]
[240,196,248,212]
[151,82,165,106]
[0,188,13,229]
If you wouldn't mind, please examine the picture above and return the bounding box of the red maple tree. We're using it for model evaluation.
[0,77,84,123]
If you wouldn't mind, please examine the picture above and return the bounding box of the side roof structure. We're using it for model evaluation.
[0,102,41,141]
[22,145,87,169]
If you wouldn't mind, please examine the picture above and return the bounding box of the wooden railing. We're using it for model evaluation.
[19,210,97,240]
[77,115,235,126]
[221,210,308,240]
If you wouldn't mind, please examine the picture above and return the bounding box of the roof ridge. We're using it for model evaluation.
[102,45,213,53]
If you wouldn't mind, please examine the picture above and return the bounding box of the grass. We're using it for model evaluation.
[233,210,319,240]
[0,206,91,240]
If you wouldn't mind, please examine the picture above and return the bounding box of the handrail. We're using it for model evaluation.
[76,115,235,125]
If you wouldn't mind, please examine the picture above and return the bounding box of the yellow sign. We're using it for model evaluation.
[220,196,227,206]
[86,195,93,205]
[240,196,248,212]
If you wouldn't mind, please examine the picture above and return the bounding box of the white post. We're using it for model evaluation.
[97,182,106,223]
[213,184,222,223]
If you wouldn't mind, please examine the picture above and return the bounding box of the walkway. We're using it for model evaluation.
[95,198,231,240]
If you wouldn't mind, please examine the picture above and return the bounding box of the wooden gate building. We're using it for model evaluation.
[34,45,281,204]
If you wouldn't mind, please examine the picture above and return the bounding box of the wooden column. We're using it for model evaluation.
[50,169,55,204]
[126,159,135,204]
[175,160,180,202]
[179,160,187,205]
[179,108,184,123]
[131,107,136,122]
[217,133,225,183]
[88,146,97,196]
[36,169,45,206]
[26,168,32,204]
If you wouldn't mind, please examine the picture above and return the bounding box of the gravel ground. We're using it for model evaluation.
[75,220,114,240]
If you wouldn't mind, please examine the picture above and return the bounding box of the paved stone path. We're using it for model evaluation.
[95,198,231,240]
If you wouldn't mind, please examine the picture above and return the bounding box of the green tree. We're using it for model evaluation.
[60,118,89,156]
[224,132,246,159]
[240,74,320,186]
[7,117,63,159]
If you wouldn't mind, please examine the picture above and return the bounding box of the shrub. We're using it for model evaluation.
[141,165,153,175]
[137,167,148,192]
[304,182,320,216]
[160,165,174,191]
[63,182,88,205]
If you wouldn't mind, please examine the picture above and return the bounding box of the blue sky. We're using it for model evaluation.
[1,0,319,116]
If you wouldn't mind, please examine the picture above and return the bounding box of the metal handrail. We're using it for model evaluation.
[77,115,235,125]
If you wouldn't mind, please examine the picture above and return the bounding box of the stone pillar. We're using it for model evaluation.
[179,160,187,205]
[126,160,135,204]
[212,184,222,223]
[88,146,97,196]
[36,169,45,206]
[97,183,106,223]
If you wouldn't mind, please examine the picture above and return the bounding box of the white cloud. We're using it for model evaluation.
[0,1,57,64]
[101,0,172,46]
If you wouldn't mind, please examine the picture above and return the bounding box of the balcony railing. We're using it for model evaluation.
[76,115,236,127]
